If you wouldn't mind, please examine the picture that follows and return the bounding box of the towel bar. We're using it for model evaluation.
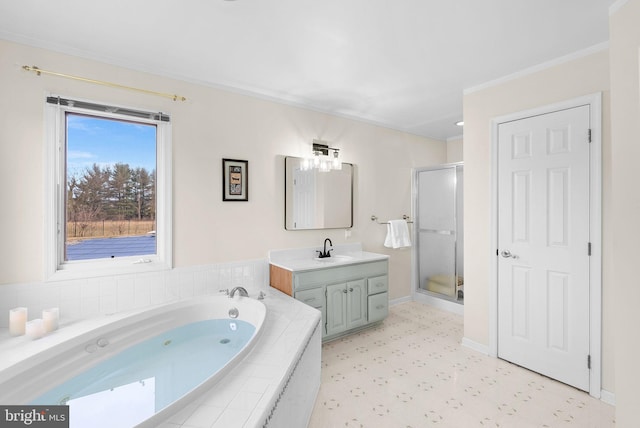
[371,215,413,224]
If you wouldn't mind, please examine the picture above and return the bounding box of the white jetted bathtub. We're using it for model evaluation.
[0,295,267,427]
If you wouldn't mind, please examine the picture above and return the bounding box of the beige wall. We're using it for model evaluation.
[609,1,640,425]
[446,137,463,163]
[462,49,614,392]
[0,40,446,300]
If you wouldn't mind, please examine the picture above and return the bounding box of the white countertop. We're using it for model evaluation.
[268,243,389,272]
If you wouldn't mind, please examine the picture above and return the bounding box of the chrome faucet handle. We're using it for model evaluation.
[230,286,249,298]
[219,288,229,296]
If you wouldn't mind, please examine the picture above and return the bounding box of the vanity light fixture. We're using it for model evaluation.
[455,121,464,126]
[302,139,342,171]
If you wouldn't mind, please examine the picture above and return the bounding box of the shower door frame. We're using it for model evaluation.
[411,162,464,314]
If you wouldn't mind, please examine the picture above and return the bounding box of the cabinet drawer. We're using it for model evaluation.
[367,275,388,295]
[368,292,388,323]
[295,287,324,308]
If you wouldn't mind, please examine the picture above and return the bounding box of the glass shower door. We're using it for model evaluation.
[417,167,458,299]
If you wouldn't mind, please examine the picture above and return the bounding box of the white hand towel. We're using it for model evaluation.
[384,219,412,249]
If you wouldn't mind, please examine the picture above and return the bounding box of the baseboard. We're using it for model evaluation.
[389,295,412,306]
[600,389,616,406]
[461,337,490,355]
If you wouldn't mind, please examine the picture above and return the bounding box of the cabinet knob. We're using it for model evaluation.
[343,289,348,294]
[349,287,354,292]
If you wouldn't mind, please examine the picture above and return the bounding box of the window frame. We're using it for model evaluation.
[44,96,172,281]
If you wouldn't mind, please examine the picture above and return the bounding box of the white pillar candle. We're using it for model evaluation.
[9,307,28,336]
[26,319,45,340]
[42,308,59,332]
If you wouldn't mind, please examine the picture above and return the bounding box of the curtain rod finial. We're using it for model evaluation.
[22,65,41,75]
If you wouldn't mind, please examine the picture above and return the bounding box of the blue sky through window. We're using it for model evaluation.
[67,114,156,178]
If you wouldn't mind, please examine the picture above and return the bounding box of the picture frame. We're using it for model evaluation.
[222,158,248,201]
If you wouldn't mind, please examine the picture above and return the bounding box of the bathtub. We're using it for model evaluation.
[0,295,266,427]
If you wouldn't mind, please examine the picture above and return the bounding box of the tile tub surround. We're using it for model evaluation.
[0,259,270,329]
[309,301,615,428]
[0,289,322,428]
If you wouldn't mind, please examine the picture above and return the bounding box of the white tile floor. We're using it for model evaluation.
[308,301,615,428]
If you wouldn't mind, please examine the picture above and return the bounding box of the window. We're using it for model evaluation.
[66,114,157,261]
[45,97,172,280]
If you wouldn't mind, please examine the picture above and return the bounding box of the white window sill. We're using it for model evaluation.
[46,257,172,282]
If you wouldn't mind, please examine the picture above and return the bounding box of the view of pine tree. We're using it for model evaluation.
[131,167,154,220]
[68,162,156,224]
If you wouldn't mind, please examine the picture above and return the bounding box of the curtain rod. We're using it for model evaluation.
[22,65,187,102]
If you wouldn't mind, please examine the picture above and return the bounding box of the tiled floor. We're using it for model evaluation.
[308,301,614,428]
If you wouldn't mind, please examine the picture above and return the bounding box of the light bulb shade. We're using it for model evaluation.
[331,150,341,170]
[332,157,342,170]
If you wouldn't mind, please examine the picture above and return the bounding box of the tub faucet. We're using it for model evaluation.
[317,238,333,258]
[230,286,249,298]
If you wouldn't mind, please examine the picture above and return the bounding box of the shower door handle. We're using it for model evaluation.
[420,228,455,235]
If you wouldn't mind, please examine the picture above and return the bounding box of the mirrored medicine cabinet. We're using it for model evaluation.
[284,156,353,230]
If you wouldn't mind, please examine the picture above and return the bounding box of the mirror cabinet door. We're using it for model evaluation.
[285,157,353,230]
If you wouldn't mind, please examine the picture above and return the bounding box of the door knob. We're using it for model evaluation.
[500,250,517,259]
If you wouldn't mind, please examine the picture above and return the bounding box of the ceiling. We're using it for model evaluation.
[0,0,613,141]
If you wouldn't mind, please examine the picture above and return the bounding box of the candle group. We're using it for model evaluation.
[8,307,59,339]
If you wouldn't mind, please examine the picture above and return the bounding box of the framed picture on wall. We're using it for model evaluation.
[222,158,248,201]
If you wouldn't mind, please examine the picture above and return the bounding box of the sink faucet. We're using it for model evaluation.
[317,238,333,258]
[229,286,249,298]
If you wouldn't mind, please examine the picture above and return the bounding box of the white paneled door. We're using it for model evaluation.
[497,105,591,391]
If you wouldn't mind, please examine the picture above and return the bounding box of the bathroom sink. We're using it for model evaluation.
[313,255,354,263]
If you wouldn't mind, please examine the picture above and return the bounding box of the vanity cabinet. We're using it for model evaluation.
[270,259,388,341]
[326,279,367,336]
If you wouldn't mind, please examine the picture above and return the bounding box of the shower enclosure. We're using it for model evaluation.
[414,163,464,303]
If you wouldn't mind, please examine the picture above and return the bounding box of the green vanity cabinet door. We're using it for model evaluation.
[326,279,367,336]
[346,278,367,330]
[326,282,348,336]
